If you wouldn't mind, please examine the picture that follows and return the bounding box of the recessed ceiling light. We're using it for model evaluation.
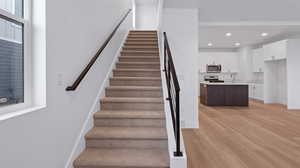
[261,32,268,37]
[225,32,232,37]
[208,42,213,47]
[235,42,241,46]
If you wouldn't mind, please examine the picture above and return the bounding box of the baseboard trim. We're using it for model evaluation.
[249,98,264,103]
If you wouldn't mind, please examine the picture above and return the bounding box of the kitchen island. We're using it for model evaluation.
[200,82,249,106]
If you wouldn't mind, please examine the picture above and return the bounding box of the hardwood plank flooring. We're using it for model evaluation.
[182,100,300,168]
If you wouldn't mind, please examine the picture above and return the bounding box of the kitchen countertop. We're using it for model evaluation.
[200,82,249,85]
[248,82,264,85]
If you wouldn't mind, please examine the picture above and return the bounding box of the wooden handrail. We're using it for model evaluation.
[66,9,132,91]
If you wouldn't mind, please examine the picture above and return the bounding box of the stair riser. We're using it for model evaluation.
[121,52,159,56]
[86,139,168,149]
[116,63,160,69]
[129,32,157,35]
[124,43,158,47]
[129,34,157,36]
[119,57,160,62]
[106,89,162,98]
[126,40,158,43]
[127,36,158,39]
[131,30,156,32]
[127,38,158,42]
[123,47,158,51]
[94,118,166,127]
[127,36,157,38]
[113,71,161,77]
[101,102,164,111]
[110,79,161,87]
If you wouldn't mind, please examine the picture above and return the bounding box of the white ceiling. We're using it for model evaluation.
[199,25,300,49]
[162,0,300,49]
[164,0,300,22]
[135,0,158,6]
[163,0,200,9]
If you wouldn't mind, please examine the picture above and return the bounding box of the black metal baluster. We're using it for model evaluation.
[163,32,183,157]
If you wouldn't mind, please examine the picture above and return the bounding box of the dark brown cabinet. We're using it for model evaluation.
[200,83,249,106]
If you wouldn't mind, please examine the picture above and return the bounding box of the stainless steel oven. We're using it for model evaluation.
[206,64,222,73]
[204,75,224,83]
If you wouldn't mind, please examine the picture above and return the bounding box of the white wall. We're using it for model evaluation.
[199,51,239,73]
[156,0,164,29]
[287,39,300,109]
[161,8,199,128]
[135,0,159,30]
[0,1,133,168]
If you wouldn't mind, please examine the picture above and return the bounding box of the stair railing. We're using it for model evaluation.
[66,9,132,91]
[163,32,183,157]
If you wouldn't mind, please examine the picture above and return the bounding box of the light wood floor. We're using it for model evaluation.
[182,100,300,168]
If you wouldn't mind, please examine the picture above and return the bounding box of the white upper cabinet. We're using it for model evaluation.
[219,55,238,73]
[276,40,287,60]
[252,48,264,72]
[263,40,287,61]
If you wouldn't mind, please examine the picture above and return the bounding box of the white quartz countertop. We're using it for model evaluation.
[200,82,249,85]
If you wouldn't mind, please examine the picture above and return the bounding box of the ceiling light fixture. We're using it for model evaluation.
[235,42,241,47]
[261,32,268,37]
[208,42,213,47]
[226,32,232,37]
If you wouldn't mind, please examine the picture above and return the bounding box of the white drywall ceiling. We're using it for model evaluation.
[164,0,300,22]
[199,25,300,49]
[135,0,158,6]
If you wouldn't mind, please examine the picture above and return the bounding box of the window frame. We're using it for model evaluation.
[0,0,32,115]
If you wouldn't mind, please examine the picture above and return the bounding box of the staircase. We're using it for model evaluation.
[74,31,170,168]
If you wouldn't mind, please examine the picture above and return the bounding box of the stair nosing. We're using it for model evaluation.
[85,127,168,140]
[128,35,157,36]
[113,68,161,72]
[121,51,159,54]
[126,38,158,42]
[119,56,159,58]
[116,62,160,65]
[123,46,159,49]
[94,110,165,119]
[110,76,161,80]
[124,42,158,44]
[126,40,158,42]
[101,97,164,103]
[106,86,162,90]
[122,49,159,53]
[127,38,158,39]
[86,136,167,140]
[119,57,160,59]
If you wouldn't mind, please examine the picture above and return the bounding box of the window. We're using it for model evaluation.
[0,0,27,108]
[0,0,23,17]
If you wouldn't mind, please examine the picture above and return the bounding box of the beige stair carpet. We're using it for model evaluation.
[74,30,169,168]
